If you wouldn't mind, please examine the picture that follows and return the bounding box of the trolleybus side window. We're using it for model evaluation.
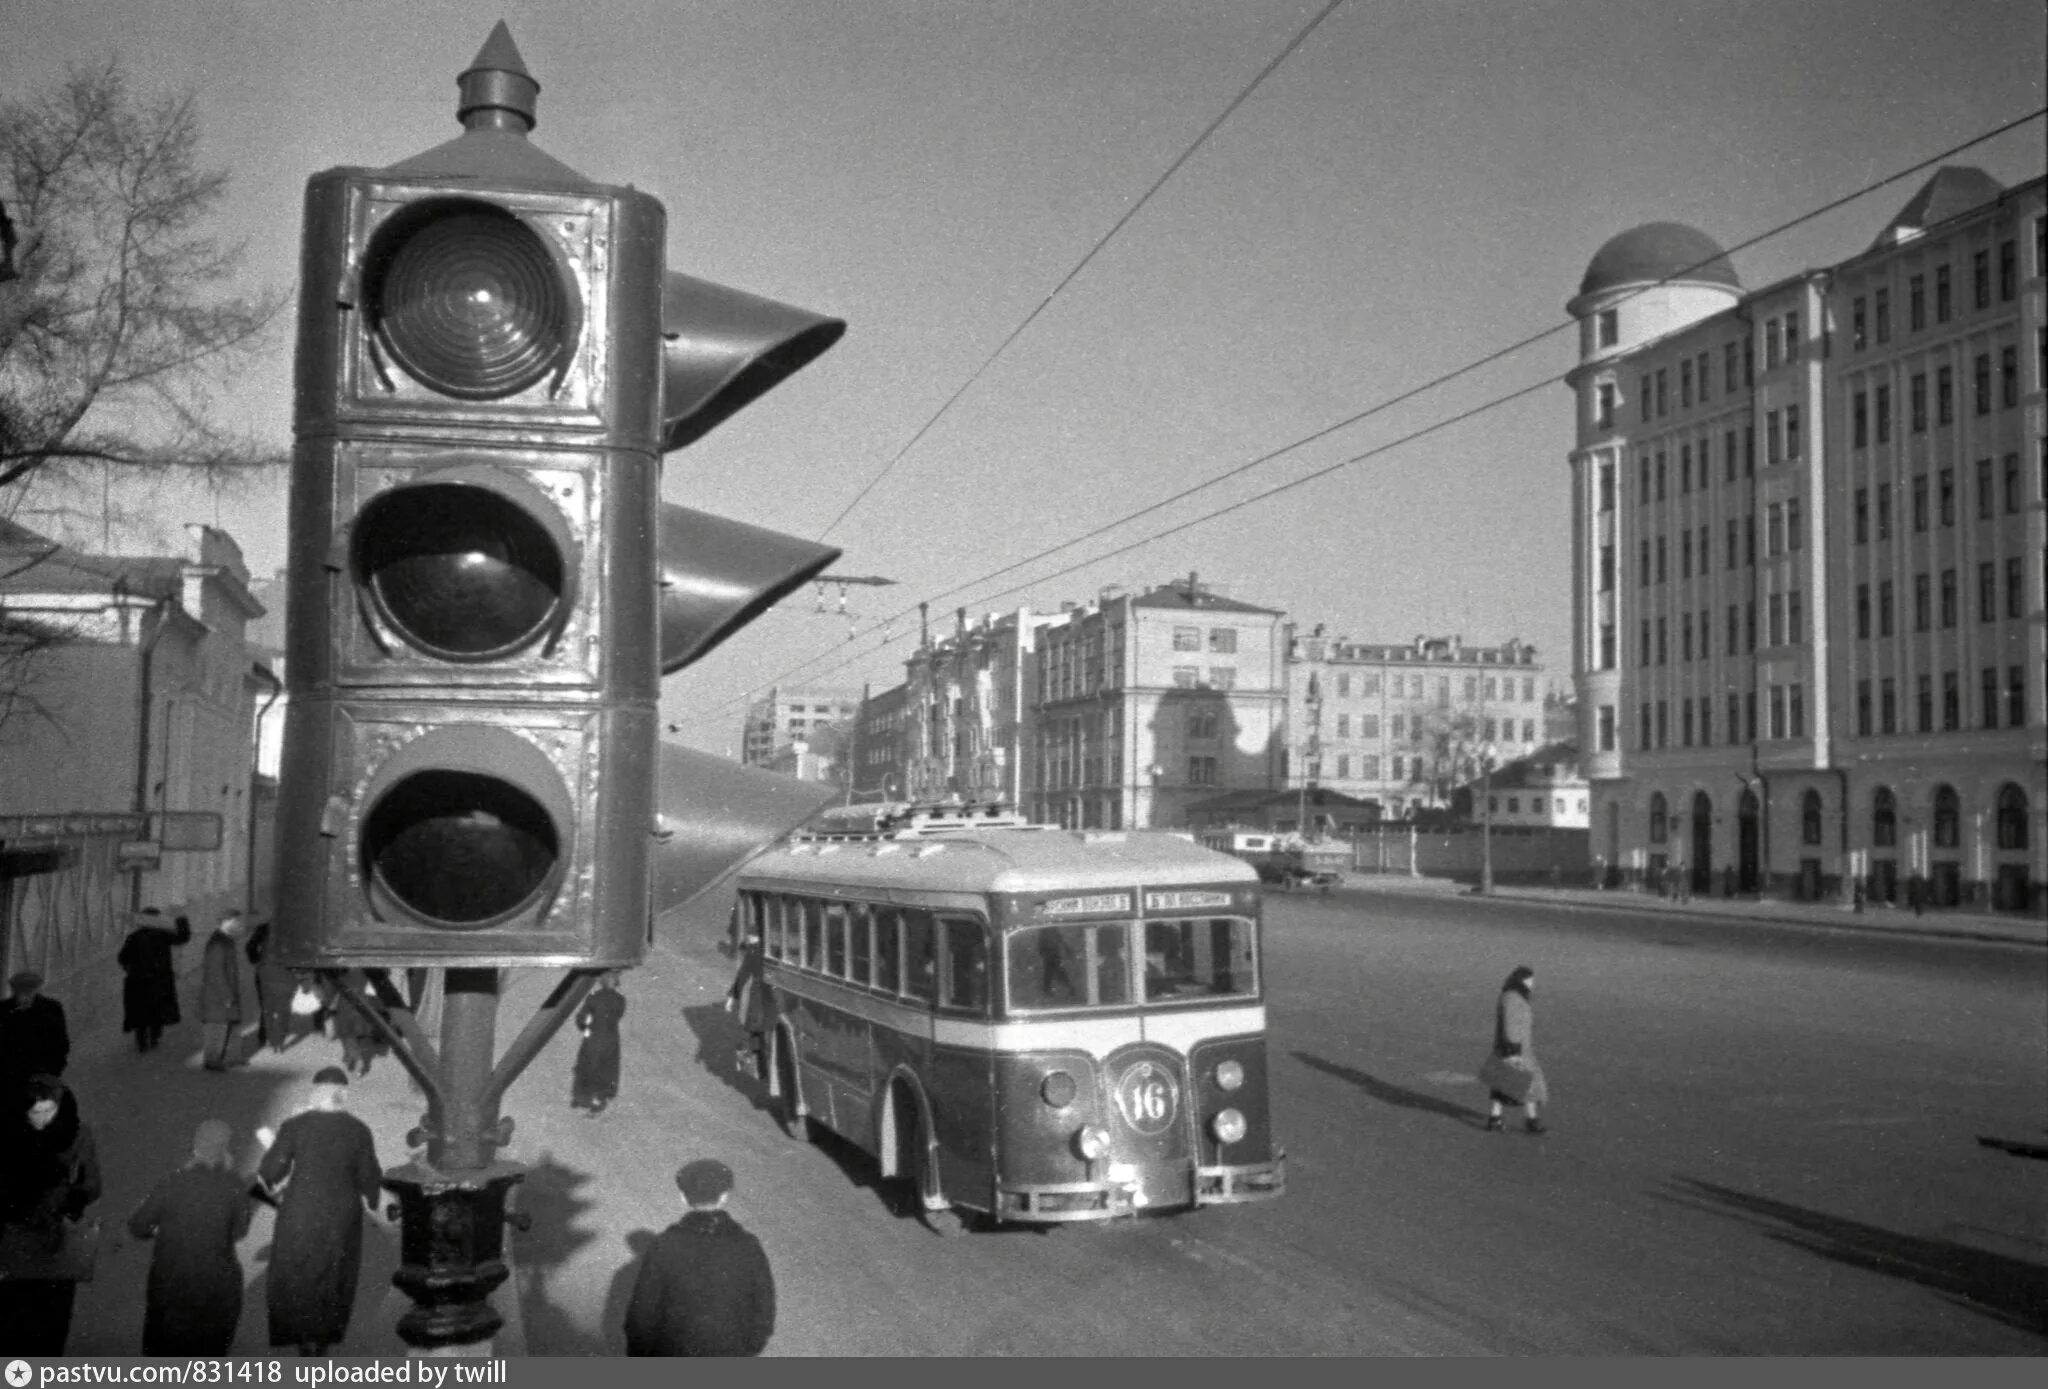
[940,915,989,1014]
[849,902,873,985]
[1007,922,1133,1010]
[904,910,937,1003]
[1143,917,1256,1001]
[825,902,849,978]
[873,905,902,995]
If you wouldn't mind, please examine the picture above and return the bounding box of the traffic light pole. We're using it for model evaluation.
[280,23,844,1355]
[335,967,596,1352]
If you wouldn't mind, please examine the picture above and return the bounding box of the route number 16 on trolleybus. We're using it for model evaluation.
[731,802,1285,1231]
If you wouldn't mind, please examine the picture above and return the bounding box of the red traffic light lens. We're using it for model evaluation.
[362,770,560,927]
[366,200,572,400]
[355,483,564,660]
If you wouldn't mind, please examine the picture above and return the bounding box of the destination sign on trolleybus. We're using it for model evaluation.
[1144,889,1235,910]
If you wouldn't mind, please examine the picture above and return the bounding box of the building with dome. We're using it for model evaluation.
[1565,168,2044,911]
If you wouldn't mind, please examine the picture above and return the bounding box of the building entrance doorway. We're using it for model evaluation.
[1689,791,1713,895]
[1737,789,1761,893]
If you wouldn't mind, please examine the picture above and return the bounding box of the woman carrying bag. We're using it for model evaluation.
[0,1075,104,1353]
[1478,966,1549,1135]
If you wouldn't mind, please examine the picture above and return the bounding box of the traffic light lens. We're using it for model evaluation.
[368,202,572,399]
[356,484,564,660]
[363,770,560,926]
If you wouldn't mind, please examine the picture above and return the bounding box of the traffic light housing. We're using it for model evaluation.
[274,25,841,968]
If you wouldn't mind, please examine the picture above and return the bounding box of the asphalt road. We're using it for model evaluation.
[487,886,2048,1355]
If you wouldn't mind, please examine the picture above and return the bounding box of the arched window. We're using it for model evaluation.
[1996,783,2029,850]
[1932,784,1960,849]
[1801,789,1824,845]
[1648,792,1668,844]
[1692,790,1713,832]
[1872,787,1897,847]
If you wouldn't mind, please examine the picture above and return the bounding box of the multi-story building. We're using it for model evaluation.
[1282,628,1551,820]
[1566,169,2044,909]
[899,606,1055,804]
[1,520,269,1021]
[738,684,863,775]
[1829,169,2045,909]
[1028,575,1286,829]
[848,680,912,800]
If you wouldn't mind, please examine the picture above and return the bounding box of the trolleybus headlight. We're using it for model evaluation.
[1214,1059,1245,1092]
[1211,1108,1247,1145]
[1076,1125,1112,1161]
[1041,1070,1078,1108]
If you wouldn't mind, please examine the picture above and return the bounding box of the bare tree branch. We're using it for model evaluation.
[0,58,287,502]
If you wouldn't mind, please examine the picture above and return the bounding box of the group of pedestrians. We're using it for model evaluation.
[1,904,396,1357]
[2,904,783,1358]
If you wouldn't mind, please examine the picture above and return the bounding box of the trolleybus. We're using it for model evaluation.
[731,801,1285,1231]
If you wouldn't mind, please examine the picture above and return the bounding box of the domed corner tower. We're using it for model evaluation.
[1564,222,1742,795]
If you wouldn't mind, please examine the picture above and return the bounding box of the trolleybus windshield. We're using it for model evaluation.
[1006,915,1256,1011]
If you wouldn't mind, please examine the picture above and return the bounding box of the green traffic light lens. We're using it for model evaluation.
[362,770,559,927]
[355,483,564,660]
[366,200,571,400]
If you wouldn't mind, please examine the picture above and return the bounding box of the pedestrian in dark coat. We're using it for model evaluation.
[624,1159,775,1356]
[255,1068,383,1355]
[1478,965,1549,1135]
[128,1118,252,1354]
[118,907,192,1052]
[245,921,296,1053]
[572,974,626,1115]
[1,971,70,1088]
[330,973,391,1078]
[723,935,775,1079]
[0,1075,103,1354]
[198,913,246,1070]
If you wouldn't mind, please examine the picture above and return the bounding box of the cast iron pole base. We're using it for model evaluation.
[383,1161,526,1351]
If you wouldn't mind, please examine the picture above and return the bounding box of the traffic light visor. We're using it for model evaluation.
[658,505,839,674]
[352,471,572,661]
[364,198,579,399]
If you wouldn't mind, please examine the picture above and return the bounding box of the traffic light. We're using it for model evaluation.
[275,24,841,969]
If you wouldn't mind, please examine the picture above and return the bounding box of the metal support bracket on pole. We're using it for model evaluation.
[322,966,603,1352]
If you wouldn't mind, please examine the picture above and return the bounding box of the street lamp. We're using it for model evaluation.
[1478,741,1499,895]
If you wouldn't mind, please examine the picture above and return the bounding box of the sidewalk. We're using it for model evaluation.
[1340,871,2047,949]
[59,999,502,1357]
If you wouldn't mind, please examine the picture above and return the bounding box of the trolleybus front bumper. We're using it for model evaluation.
[1194,1149,1286,1204]
[995,1149,1285,1222]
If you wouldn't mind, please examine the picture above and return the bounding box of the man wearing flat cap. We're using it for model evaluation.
[0,970,69,1092]
[623,1158,776,1356]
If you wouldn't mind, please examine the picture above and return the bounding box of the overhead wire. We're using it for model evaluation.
[678,105,2048,731]
[814,0,1352,542]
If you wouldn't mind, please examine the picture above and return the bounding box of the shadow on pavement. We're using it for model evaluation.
[509,1149,606,1355]
[1289,1049,1491,1128]
[596,1229,658,1353]
[1659,1177,2048,1337]
[678,1000,779,1122]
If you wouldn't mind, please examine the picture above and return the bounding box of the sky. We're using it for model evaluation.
[5,0,2044,756]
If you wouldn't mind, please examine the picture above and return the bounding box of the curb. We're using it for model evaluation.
[1339,877,2046,950]
[1490,888,2046,949]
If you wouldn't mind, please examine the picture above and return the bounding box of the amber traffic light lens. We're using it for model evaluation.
[362,770,559,927]
[367,201,571,399]
[355,484,564,660]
